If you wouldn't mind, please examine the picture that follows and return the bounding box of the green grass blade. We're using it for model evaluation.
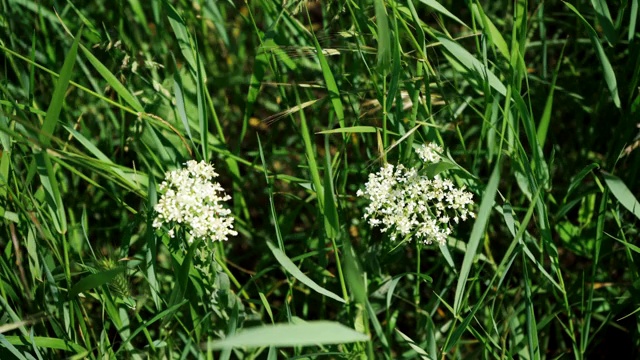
[3,335,87,353]
[310,29,345,128]
[471,3,509,59]
[79,45,144,113]
[536,43,565,148]
[374,0,391,70]
[68,267,126,298]
[437,35,507,96]
[602,172,640,220]
[35,152,67,234]
[523,253,540,360]
[453,163,500,314]
[419,0,467,28]
[0,334,28,360]
[266,241,345,304]
[590,0,617,44]
[564,2,621,108]
[207,321,368,349]
[317,126,378,134]
[40,28,81,147]
[629,0,638,42]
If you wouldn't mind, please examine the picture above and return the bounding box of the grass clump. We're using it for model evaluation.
[1,0,639,359]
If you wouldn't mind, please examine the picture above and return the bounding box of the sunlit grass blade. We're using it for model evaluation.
[602,172,640,220]
[266,241,345,304]
[453,163,500,315]
[207,321,369,349]
[3,335,87,354]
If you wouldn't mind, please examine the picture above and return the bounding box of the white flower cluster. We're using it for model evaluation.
[153,160,237,243]
[356,144,474,245]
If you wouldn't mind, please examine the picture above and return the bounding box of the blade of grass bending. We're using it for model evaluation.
[437,36,506,96]
[207,321,368,349]
[564,2,621,108]
[418,0,467,28]
[395,328,430,359]
[40,27,81,147]
[309,22,345,128]
[164,0,197,72]
[67,267,126,298]
[266,241,345,303]
[79,44,143,113]
[590,0,617,44]
[453,163,500,315]
[602,172,640,220]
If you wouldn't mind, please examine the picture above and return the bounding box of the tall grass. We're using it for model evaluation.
[1,0,639,358]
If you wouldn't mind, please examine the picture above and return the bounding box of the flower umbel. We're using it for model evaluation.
[356,144,474,245]
[152,160,237,243]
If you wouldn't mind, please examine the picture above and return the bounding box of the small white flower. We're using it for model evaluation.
[153,160,237,243]
[357,144,474,246]
[416,143,444,163]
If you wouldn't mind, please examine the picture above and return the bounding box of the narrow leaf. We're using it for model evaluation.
[267,241,345,303]
[208,321,368,349]
[603,172,640,220]
[454,164,500,314]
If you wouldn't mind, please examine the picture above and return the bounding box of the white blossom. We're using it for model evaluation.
[415,143,444,163]
[357,144,474,246]
[153,160,237,243]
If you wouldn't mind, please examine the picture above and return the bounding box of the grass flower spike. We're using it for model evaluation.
[153,160,237,243]
[357,144,474,245]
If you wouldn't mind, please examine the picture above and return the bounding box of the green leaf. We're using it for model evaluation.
[419,0,467,28]
[68,267,125,298]
[374,0,391,70]
[41,28,81,147]
[603,172,640,220]
[437,36,506,96]
[267,241,345,303]
[564,2,620,108]
[80,45,144,113]
[207,321,368,349]
[35,152,67,234]
[3,335,87,354]
[590,0,617,44]
[454,163,500,314]
[317,126,378,134]
[311,30,345,128]
[471,3,509,59]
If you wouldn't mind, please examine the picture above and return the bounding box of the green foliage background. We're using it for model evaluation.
[1,0,639,358]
